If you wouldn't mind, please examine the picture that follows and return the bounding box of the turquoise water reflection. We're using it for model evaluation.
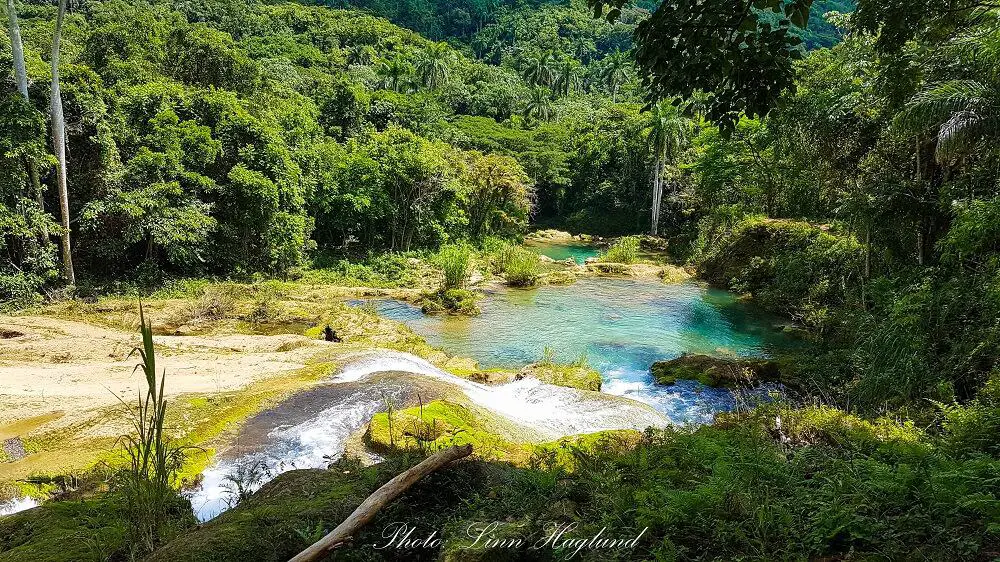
[524,240,602,264]
[365,278,790,423]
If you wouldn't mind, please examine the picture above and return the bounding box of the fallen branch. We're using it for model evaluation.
[288,444,473,562]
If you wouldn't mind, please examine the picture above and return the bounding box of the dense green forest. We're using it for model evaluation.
[1,0,862,300]
[5,0,1000,558]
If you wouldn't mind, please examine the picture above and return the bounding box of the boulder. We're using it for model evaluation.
[651,353,780,387]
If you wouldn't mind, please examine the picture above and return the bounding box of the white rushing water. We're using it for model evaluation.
[189,388,386,521]
[188,349,670,522]
[334,350,669,438]
[0,496,39,517]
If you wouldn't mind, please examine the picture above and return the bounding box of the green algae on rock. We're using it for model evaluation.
[651,353,781,387]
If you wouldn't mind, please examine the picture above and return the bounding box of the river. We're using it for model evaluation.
[185,271,791,521]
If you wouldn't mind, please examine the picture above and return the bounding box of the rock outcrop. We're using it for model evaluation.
[651,353,780,387]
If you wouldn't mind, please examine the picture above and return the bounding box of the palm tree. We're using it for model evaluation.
[346,44,376,67]
[894,29,1000,164]
[415,42,454,90]
[523,87,554,122]
[646,102,690,235]
[377,57,414,93]
[601,50,630,103]
[522,51,556,87]
[896,80,1000,164]
[554,59,582,97]
[51,0,74,283]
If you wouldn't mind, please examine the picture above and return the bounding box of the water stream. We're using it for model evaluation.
[366,277,790,421]
[0,496,38,518]
[187,268,792,522]
[524,239,602,263]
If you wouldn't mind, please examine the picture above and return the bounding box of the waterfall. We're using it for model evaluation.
[188,349,669,522]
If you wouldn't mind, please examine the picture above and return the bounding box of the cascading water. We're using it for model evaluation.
[362,278,791,422]
[189,350,670,522]
[334,350,669,439]
[189,387,395,522]
[188,276,789,522]
[0,496,38,517]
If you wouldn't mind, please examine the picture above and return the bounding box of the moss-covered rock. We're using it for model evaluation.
[417,288,481,315]
[651,354,780,387]
[696,217,863,329]
[148,461,391,562]
[516,363,602,391]
[367,400,637,467]
[459,362,602,392]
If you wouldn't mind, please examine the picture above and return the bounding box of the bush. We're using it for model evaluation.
[600,235,640,264]
[502,248,539,287]
[419,288,480,315]
[0,273,45,312]
[303,253,421,288]
[696,217,864,329]
[484,238,518,275]
[434,244,472,289]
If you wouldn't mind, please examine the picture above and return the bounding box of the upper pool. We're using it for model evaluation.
[524,239,602,264]
[363,277,792,424]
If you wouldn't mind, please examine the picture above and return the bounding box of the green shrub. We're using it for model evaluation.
[600,236,640,264]
[0,273,45,312]
[419,288,480,315]
[486,239,519,275]
[434,244,473,289]
[303,253,421,288]
[502,248,539,287]
[696,217,864,329]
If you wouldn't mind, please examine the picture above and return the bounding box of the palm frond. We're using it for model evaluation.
[936,110,985,162]
[894,80,989,135]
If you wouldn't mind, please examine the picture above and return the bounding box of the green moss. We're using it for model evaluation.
[0,493,192,562]
[517,363,603,391]
[367,400,637,467]
[0,498,125,562]
[368,400,533,463]
[651,354,780,387]
[540,270,578,285]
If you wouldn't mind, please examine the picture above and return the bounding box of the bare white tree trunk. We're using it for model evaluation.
[7,0,47,240]
[651,157,660,235]
[6,0,28,97]
[51,0,74,284]
[290,445,474,562]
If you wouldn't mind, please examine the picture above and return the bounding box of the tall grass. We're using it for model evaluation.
[503,247,540,287]
[486,239,519,275]
[600,235,640,264]
[434,243,472,289]
[114,304,186,559]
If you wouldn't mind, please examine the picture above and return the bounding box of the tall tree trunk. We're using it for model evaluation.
[7,0,47,241]
[6,0,28,98]
[651,158,660,235]
[51,0,74,284]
